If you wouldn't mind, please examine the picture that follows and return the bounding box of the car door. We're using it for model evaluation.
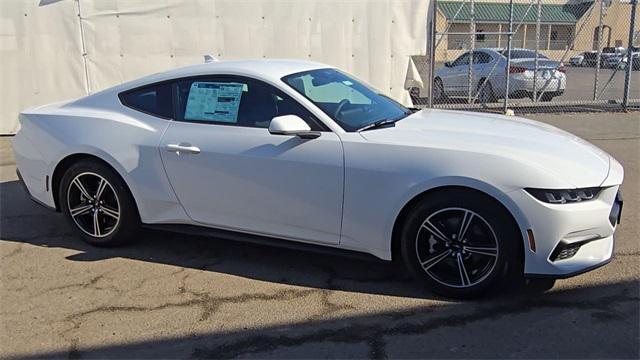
[159,76,344,245]
[471,52,494,90]
[445,52,470,94]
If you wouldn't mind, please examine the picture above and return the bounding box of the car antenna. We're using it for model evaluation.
[203,55,219,63]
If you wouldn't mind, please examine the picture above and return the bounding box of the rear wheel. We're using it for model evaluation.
[399,189,520,298]
[540,93,554,102]
[477,80,497,104]
[433,78,446,103]
[60,160,139,246]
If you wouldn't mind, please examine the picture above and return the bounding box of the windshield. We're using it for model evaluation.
[501,49,548,59]
[281,68,409,132]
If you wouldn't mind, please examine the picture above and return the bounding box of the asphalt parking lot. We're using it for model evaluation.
[0,111,638,359]
[561,66,640,102]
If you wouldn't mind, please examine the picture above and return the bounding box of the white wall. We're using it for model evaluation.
[0,0,428,134]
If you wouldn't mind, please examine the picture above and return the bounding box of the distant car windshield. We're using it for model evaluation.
[602,47,617,53]
[501,49,548,59]
[282,68,410,132]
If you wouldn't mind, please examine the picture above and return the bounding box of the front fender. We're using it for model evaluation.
[387,176,533,260]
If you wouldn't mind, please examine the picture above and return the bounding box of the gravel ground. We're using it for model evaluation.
[0,111,638,359]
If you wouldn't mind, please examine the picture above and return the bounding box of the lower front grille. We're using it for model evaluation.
[551,242,582,261]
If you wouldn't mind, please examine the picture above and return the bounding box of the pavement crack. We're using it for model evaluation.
[308,289,356,321]
[190,289,639,359]
[61,287,317,333]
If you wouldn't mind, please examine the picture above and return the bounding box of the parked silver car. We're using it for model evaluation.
[434,48,566,103]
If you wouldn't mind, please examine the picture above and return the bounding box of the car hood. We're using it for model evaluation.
[359,109,611,188]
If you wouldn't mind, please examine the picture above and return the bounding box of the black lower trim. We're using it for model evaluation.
[16,169,56,211]
[143,224,386,263]
[525,257,613,279]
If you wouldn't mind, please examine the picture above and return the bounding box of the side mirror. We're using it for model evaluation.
[268,115,320,139]
[444,61,452,67]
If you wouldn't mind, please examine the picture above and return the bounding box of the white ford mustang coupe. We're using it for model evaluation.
[13,59,623,297]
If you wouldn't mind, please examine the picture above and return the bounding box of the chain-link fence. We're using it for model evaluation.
[412,0,639,113]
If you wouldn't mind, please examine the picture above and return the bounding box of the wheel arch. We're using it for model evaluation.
[51,153,139,216]
[390,184,527,270]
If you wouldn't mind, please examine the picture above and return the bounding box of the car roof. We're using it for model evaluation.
[457,48,540,55]
[105,59,329,94]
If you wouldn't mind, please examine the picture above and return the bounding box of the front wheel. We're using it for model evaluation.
[60,160,139,246]
[399,189,520,298]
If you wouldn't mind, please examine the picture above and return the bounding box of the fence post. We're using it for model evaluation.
[468,0,475,103]
[593,0,605,100]
[503,0,514,114]
[75,0,90,94]
[428,0,437,108]
[623,0,638,109]
[533,0,542,102]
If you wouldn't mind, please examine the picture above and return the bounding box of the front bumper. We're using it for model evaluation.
[509,186,621,278]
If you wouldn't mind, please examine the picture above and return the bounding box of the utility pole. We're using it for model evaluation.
[593,0,605,100]
[503,0,514,113]
[468,0,476,103]
[533,0,542,102]
[623,0,637,109]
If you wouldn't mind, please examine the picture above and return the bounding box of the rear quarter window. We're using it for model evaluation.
[120,83,173,119]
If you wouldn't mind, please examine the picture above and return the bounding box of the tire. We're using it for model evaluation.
[540,93,554,102]
[399,189,521,298]
[524,278,556,292]
[477,80,497,104]
[59,159,139,246]
[433,78,446,103]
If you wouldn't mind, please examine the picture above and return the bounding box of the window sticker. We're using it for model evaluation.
[184,82,244,123]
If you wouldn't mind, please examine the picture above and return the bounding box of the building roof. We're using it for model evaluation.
[438,1,594,24]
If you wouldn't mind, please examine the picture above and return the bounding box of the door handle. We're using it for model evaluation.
[166,143,201,155]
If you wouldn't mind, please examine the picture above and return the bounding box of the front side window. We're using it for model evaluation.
[176,77,324,130]
[120,83,173,119]
[282,69,409,132]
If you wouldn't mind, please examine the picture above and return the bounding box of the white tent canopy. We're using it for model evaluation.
[0,0,428,134]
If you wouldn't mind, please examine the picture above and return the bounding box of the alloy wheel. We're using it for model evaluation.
[67,172,121,238]
[415,207,499,288]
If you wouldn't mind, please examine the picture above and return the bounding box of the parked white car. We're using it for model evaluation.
[604,50,640,69]
[603,55,625,68]
[434,48,566,103]
[599,46,627,65]
[569,51,592,66]
[13,59,623,298]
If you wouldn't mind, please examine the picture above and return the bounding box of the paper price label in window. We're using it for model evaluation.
[185,82,244,123]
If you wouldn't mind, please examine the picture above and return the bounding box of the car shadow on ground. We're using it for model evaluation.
[6,279,640,359]
[1,180,554,300]
[2,180,639,358]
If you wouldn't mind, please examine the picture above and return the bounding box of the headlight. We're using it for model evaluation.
[525,187,602,204]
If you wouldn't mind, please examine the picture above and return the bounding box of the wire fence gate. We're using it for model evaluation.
[412,0,639,113]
